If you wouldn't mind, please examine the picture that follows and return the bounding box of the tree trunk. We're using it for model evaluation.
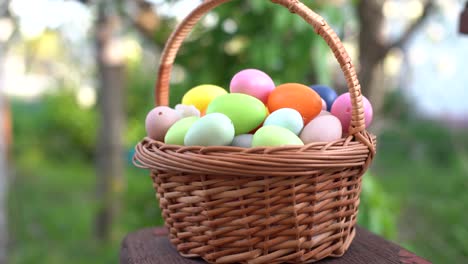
[357,0,434,114]
[0,0,11,260]
[357,0,387,111]
[95,1,126,241]
[0,55,8,264]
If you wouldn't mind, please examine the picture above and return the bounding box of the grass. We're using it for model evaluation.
[8,151,163,264]
[372,121,468,263]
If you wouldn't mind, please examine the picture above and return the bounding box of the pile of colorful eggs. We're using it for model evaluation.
[145,69,373,147]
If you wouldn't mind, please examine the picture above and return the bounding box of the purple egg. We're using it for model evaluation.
[330,93,373,132]
[145,106,181,141]
[230,69,275,103]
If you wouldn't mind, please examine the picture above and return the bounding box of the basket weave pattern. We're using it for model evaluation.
[134,0,377,263]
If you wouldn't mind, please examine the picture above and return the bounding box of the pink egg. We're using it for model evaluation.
[230,69,275,103]
[145,106,181,141]
[321,98,327,110]
[319,110,332,116]
[300,115,343,143]
[330,93,373,132]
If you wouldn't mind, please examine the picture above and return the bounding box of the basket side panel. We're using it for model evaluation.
[149,166,365,264]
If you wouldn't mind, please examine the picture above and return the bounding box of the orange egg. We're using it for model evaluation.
[267,83,322,123]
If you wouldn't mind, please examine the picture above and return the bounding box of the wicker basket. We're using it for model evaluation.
[134,0,377,263]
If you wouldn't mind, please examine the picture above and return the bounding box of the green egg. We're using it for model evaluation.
[252,126,304,147]
[184,113,235,146]
[164,116,199,145]
[206,93,267,135]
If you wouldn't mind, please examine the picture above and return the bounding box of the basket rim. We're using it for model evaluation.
[133,131,376,178]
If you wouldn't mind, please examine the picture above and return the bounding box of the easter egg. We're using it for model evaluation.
[321,99,327,111]
[319,110,332,116]
[252,126,304,147]
[248,106,269,134]
[182,84,227,112]
[164,116,199,145]
[264,108,304,135]
[300,115,342,144]
[330,93,373,132]
[206,93,267,135]
[232,134,253,148]
[145,106,181,141]
[267,83,322,124]
[311,85,338,111]
[175,104,200,118]
[184,113,235,146]
[230,69,275,103]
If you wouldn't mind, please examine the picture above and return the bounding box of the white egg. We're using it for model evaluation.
[300,115,342,143]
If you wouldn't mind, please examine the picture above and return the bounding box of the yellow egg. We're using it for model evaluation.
[182,85,227,112]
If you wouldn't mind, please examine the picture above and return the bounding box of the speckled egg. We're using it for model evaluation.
[164,116,199,145]
[230,69,275,103]
[330,93,373,132]
[206,93,267,135]
[184,113,235,146]
[263,108,304,135]
[231,134,253,148]
[145,106,181,141]
[182,84,227,112]
[300,115,343,144]
[252,126,304,147]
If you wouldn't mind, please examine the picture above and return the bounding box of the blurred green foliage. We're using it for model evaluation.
[8,154,160,264]
[374,119,468,263]
[358,173,398,240]
[12,89,97,161]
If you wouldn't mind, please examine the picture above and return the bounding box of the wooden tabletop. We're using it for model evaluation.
[120,227,431,264]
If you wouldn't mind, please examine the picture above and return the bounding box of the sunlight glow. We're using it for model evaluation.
[0,18,14,42]
[10,0,91,40]
[383,0,423,20]
[2,55,52,99]
[406,0,424,20]
[436,56,457,78]
[76,85,96,109]
[384,48,404,77]
[426,22,444,43]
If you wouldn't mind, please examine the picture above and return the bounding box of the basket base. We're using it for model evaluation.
[122,226,432,264]
[177,227,356,263]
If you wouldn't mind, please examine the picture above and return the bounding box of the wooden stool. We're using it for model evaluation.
[120,227,430,264]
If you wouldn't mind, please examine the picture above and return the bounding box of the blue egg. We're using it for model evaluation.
[310,85,338,111]
[264,108,304,135]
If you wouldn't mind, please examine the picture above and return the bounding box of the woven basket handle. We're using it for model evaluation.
[155,0,367,136]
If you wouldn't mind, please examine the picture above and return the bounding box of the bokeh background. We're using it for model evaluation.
[0,0,467,263]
